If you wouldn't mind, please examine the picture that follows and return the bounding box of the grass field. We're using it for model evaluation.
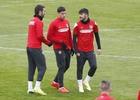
[0,0,140,100]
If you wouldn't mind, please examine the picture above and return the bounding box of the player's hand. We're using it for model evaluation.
[75,50,80,56]
[71,49,74,56]
[61,42,67,51]
[48,41,53,47]
[76,53,80,56]
[97,49,101,55]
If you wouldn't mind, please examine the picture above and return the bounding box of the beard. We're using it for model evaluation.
[80,17,86,21]
[34,14,43,20]
[80,18,90,24]
[42,15,45,18]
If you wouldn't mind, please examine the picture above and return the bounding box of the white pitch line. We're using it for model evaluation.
[100,55,140,59]
[0,34,27,37]
[99,28,140,32]
[0,28,140,37]
[0,47,53,53]
[0,3,36,8]
[0,47,25,51]
[0,46,140,59]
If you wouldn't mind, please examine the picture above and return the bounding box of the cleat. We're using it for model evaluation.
[58,87,69,93]
[51,81,59,89]
[83,81,91,91]
[27,90,35,94]
[34,89,46,95]
[79,86,84,93]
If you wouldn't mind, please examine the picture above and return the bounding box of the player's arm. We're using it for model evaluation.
[36,21,51,46]
[94,32,101,55]
[73,23,79,54]
[47,22,62,44]
[68,24,74,49]
[68,24,74,56]
[94,22,101,55]
[73,34,78,53]
[95,32,101,49]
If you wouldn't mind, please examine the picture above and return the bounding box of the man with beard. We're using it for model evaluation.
[73,8,101,92]
[27,5,52,95]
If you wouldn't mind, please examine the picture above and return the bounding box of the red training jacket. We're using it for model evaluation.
[27,17,50,48]
[73,20,98,52]
[47,17,73,50]
[138,90,140,100]
[95,93,116,100]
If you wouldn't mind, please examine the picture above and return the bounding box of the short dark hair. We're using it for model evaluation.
[100,80,111,91]
[79,8,89,15]
[57,6,66,13]
[34,5,45,15]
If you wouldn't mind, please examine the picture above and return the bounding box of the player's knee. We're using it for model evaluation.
[40,66,46,72]
[91,64,97,71]
[77,68,83,73]
[44,66,47,71]
[59,65,65,72]
[65,65,70,70]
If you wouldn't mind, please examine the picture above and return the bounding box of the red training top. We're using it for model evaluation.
[47,17,73,50]
[27,17,50,48]
[138,90,140,100]
[95,93,116,100]
[73,20,98,52]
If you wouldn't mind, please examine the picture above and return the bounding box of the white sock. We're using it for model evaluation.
[84,75,91,83]
[28,81,33,91]
[59,87,64,89]
[77,80,83,87]
[34,81,41,90]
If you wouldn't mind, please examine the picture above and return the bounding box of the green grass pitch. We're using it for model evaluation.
[0,0,140,100]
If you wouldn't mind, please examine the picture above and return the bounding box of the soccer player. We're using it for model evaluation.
[47,6,74,93]
[73,8,101,92]
[27,5,52,95]
[138,90,140,100]
[95,80,116,100]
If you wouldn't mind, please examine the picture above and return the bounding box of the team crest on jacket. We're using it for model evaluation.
[29,21,35,25]
[58,51,62,54]
[89,25,93,29]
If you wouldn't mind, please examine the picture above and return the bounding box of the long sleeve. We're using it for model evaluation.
[47,22,62,44]
[68,26,74,49]
[73,34,78,53]
[36,21,50,45]
[73,23,79,53]
[94,32,101,49]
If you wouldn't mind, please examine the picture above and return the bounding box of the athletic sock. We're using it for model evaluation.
[84,75,91,83]
[28,81,33,91]
[77,80,83,87]
[34,81,41,90]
